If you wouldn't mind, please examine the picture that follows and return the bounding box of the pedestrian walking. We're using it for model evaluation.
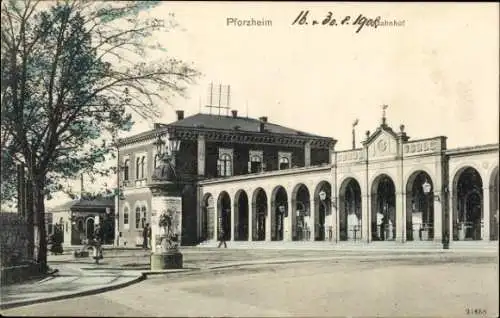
[143,223,150,250]
[217,229,227,248]
[93,224,103,264]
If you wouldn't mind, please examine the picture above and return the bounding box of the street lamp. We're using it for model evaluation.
[319,190,327,202]
[422,179,432,241]
[278,205,286,240]
[153,132,166,155]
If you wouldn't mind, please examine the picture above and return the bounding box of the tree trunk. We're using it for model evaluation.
[33,181,48,272]
[26,178,34,259]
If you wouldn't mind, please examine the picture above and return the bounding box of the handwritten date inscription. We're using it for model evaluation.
[292,10,381,33]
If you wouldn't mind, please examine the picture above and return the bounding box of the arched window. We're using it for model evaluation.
[140,156,146,179]
[123,206,129,229]
[141,205,147,228]
[154,154,160,169]
[250,155,262,173]
[135,157,141,179]
[123,159,130,181]
[279,157,290,170]
[135,206,142,228]
[217,154,232,177]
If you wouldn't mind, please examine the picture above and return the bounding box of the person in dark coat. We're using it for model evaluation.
[143,223,150,249]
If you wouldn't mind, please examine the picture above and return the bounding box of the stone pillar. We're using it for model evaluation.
[362,194,370,243]
[433,191,443,242]
[483,187,490,241]
[331,197,338,242]
[448,189,454,243]
[304,141,311,167]
[396,192,405,242]
[309,199,315,241]
[265,199,272,241]
[214,201,219,241]
[284,198,293,241]
[230,201,235,241]
[197,135,205,176]
[248,198,253,242]
[150,186,182,253]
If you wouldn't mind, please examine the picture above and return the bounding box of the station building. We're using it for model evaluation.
[116,110,499,248]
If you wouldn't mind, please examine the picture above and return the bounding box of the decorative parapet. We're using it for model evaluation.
[336,149,365,163]
[403,137,445,157]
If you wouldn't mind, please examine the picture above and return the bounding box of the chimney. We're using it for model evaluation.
[231,110,238,118]
[259,116,268,123]
[176,110,184,120]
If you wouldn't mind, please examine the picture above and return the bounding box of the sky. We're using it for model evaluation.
[45,2,499,208]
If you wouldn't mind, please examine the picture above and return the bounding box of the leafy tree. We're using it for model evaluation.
[1,0,200,270]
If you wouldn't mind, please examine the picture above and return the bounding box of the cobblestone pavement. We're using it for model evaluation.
[2,251,498,317]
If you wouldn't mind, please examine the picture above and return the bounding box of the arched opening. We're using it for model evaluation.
[292,184,311,241]
[85,217,95,241]
[405,171,434,241]
[339,178,362,241]
[490,167,499,241]
[201,193,215,241]
[371,174,396,241]
[234,190,249,241]
[252,188,267,241]
[453,167,483,241]
[314,181,332,241]
[271,186,288,241]
[217,192,231,241]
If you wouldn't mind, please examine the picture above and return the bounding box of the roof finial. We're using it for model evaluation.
[381,104,388,126]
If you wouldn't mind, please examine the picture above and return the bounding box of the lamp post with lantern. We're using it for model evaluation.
[422,179,432,241]
[318,190,327,241]
[278,204,286,241]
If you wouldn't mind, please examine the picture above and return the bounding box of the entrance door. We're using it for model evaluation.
[85,217,95,241]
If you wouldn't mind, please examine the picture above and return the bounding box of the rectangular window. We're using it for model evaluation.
[217,154,232,177]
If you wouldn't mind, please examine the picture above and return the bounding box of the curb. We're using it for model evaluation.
[0,274,146,310]
[206,253,498,270]
[0,267,202,310]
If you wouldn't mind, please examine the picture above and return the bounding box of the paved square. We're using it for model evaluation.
[2,255,497,317]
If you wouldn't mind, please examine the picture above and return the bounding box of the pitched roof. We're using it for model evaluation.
[169,113,327,138]
[49,200,79,212]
